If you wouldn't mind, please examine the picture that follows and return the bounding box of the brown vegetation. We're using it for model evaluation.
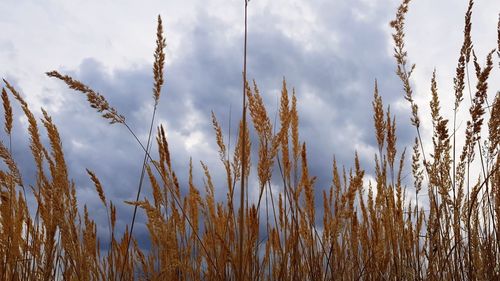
[0,0,499,280]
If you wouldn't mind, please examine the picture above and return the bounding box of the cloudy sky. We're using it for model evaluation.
[1,0,499,247]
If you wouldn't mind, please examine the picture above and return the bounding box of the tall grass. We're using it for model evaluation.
[0,0,499,279]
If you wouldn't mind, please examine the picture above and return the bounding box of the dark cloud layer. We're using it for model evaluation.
[6,1,419,248]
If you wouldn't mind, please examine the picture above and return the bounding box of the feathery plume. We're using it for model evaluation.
[1,88,13,136]
[46,71,125,124]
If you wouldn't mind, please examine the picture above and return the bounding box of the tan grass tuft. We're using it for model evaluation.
[153,15,166,105]
[45,71,125,124]
[86,169,107,207]
[1,88,13,136]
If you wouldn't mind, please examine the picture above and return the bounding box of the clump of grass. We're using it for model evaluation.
[0,0,499,280]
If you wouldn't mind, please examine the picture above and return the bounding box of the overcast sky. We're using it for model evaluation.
[1,0,499,247]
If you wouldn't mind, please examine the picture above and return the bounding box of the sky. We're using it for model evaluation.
[1,0,499,247]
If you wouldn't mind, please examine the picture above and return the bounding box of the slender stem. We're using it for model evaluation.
[238,0,248,280]
[118,106,157,281]
[119,121,223,279]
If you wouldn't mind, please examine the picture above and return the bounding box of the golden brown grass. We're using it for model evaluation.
[0,0,499,280]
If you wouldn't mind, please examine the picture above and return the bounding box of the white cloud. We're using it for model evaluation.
[1,0,498,242]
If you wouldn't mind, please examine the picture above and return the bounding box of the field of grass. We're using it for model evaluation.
[0,0,499,280]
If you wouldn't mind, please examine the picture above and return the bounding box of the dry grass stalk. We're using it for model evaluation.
[45,71,125,124]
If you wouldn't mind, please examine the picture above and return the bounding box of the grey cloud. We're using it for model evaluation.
[5,0,420,249]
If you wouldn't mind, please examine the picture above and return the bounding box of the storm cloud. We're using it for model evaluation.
[1,0,498,247]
